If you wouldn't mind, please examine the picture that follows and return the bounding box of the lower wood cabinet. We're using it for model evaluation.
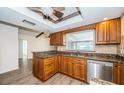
[33,55,40,78]
[60,56,69,74]
[33,54,124,84]
[67,59,73,76]
[73,58,87,81]
[60,56,87,82]
[33,55,58,81]
[113,63,124,85]
[33,54,87,82]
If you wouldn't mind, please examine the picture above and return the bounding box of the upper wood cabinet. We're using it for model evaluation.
[96,18,121,44]
[96,21,107,44]
[50,32,64,46]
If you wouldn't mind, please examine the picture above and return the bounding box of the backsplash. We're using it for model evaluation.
[57,45,118,54]
[95,45,118,54]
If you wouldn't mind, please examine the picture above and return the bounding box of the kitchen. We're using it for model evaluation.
[0,7,124,85]
[32,17,124,85]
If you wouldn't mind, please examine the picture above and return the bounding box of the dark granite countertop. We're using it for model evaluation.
[33,51,124,64]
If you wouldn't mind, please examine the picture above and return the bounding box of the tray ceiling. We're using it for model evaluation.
[0,7,124,32]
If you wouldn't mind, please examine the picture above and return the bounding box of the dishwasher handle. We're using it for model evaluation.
[88,60,113,67]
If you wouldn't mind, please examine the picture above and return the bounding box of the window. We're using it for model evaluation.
[66,29,95,51]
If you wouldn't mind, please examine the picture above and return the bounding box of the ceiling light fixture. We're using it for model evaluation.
[22,20,36,25]
[103,17,108,20]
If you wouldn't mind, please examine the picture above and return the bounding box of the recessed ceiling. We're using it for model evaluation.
[0,7,124,33]
[28,7,80,24]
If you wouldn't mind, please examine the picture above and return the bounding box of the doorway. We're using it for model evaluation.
[22,40,28,59]
[19,39,28,59]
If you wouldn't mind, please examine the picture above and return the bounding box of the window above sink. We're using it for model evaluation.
[66,29,95,51]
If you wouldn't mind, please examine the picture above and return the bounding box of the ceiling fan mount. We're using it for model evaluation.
[28,7,64,21]
[28,7,82,24]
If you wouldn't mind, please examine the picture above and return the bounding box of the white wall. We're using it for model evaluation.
[0,23,19,74]
[19,29,55,59]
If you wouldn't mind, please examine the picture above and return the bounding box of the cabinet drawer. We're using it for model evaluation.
[44,58,54,66]
[72,58,86,64]
[44,63,54,71]
[44,69,54,80]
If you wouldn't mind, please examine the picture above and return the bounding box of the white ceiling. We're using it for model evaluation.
[0,7,124,33]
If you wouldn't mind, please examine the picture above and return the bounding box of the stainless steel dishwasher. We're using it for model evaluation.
[87,60,113,83]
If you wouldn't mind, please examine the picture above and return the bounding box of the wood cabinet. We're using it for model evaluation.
[73,58,87,81]
[60,56,87,82]
[33,55,87,82]
[33,55,40,78]
[96,21,107,44]
[50,32,64,46]
[33,55,59,81]
[113,63,124,85]
[96,18,121,44]
[33,53,124,84]
[50,33,56,45]
[67,58,73,76]
[54,56,59,73]
[60,56,68,74]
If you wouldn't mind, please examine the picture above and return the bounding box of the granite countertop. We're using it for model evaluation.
[33,51,124,64]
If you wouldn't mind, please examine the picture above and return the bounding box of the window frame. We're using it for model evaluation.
[65,29,95,51]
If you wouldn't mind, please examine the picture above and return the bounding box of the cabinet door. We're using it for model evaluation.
[73,58,87,81]
[38,59,44,80]
[59,32,64,46]
[96,18,121,45]
[73,63,86,81]
[50,33,57,45]
[120,64,124,84]
[60,56,69,74]
[58,55,61,72]
[113,63,124,85]
[33,56,39,78]
[54,56,59,73]
[63,57,68,74]
[67,59,73,76]
[113,64,121,84]
[50,32,64,46]
[96,22,107,44]
[108,19,121,44]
